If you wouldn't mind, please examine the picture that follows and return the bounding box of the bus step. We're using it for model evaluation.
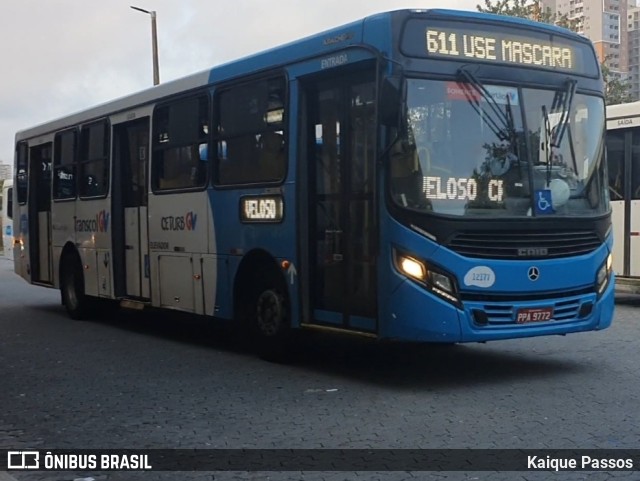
[120,299,146,310]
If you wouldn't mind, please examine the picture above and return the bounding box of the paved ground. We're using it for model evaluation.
[0,257,639,480]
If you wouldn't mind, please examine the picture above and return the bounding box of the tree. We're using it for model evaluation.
[477,0,633,104]
[476,0,578,29]
[601,61,633,105]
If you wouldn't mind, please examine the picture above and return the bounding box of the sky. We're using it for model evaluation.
[0,0,480,170]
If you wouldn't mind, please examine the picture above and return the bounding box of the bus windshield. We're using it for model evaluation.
[389,78,608,218]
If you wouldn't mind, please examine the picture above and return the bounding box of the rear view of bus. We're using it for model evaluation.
[606,101,640,294]
[1,179,13,261]
[381,10,613,342]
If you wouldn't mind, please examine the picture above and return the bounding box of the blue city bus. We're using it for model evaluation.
[12,9,614,359]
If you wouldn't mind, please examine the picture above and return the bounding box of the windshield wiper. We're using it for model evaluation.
[457,68,514,142]
[457,67,522,177]
[541,105,553,186]
[548,79,579,176]
[550,79,577,148]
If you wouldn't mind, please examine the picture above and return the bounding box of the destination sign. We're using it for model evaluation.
[240,195,284,223]
[401,19,599,76]
[426,28,573,69]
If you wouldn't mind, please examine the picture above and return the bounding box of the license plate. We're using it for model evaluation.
[516,307,554,324]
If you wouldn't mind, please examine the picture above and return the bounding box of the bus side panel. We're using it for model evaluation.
[631,199,640,277]
[79,247,99,296]
[37,211,51,281]
[200,195,221,317]
[208,185,298,323]
[13,200,30,281]
[157,254,196,312]
[201,255,219,317]
[147,190,209,313]
[74,199,111,297]
[610,200,624,276]
[1,184,14,261]
[51,201,76,289]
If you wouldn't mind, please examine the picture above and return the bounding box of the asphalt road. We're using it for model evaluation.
[0,256,639,481]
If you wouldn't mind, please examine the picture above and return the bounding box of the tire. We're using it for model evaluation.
[61,255,89,320]
[253,286,291,362]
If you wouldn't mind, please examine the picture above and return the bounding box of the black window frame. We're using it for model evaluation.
[151,92,211,194]
[16,141,28,205]
[631,127,640,200]
[30,142,53,213]
[53,128,78,201]
[79,119,110,199]
[214,74,288,187]
[6,187,13,219]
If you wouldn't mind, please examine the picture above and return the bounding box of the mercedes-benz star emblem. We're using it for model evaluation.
[528,266,540,281]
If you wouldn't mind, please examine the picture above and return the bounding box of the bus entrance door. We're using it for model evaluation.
[112,117,150,300]
[304,72,378,333]
[28,143,53,284]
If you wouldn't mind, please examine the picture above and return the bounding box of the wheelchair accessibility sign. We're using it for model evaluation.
[535,189,554,215]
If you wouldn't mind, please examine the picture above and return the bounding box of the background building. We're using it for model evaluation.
[542,0,637,99]
[0,163,11,181]
[628,3,640,99]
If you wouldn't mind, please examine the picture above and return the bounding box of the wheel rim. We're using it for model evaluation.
[256,290,284,337]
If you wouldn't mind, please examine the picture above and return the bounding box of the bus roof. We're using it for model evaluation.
[429,8,584,37]
[607,101,640,120]
[606,101,640,130]
[15,8,589,141]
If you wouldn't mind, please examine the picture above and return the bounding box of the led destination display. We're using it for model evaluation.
[401,19,599,76]
[426,29,573,69]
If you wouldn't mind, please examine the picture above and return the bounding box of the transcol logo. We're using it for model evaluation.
[161,212,197,231]
[75,210,110,233]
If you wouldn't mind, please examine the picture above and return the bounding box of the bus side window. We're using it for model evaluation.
[390,140,424,208]
[16,142,28,204]
[606,130,625,201]
[79,120,110,198]
[152,95,209,192]
[259,131,285,181]
[215,76,287,185]
[53,129,77,200]
[7,187,13,219]
[632,129,640,199]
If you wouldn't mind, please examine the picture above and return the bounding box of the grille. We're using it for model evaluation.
[475,298,583,326]
[447,230,601,260]
[461,286,594,303]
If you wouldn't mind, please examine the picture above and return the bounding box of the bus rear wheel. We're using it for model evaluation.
[61,256,89,320]
[254,287,291,362]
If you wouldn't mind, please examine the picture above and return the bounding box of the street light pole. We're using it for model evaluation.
[130,6,160,86]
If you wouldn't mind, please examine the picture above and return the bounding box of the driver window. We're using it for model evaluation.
[390,140,423,207]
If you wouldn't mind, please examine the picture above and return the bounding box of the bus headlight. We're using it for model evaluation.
[596,253,612,296]
[393,249,461,307]
[397,254,426,282]
[429,271,456,301]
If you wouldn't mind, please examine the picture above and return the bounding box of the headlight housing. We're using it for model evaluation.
[393,249,461,307]
[595,253,613,296]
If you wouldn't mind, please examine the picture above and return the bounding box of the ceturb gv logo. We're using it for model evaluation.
[161,212,197,231]
[75,210,110,233]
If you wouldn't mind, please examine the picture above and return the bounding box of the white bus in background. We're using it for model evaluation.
[606,101,640,293]
[1,179,13,260]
